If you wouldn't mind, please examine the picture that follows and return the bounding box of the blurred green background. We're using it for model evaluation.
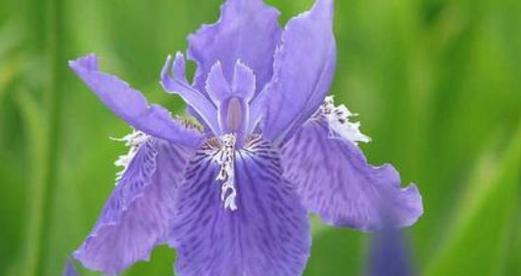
[0,0,520,275]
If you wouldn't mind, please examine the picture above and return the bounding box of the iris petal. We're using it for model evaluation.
[188,0,281,94]
[74,138,193,274]
[281,117,423,231]
[69,54,203,148]
[169,137,310,276]
[256,0,336,144]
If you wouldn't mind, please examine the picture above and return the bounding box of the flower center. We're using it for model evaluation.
[214,133,238,211]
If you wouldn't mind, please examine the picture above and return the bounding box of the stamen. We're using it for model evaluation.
[111,130,150,182]
[214,134,238,211]
[319,96,371,145]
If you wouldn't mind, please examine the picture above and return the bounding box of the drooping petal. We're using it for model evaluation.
[169,137,310,276]
[74,137,193,274]
[255,0,336,144]
[188,0,281,93]
[69,54,203,148]
[161,53,221,135]
[281,118,423,231]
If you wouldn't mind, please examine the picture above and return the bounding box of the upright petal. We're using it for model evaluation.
[69,54,203,148]
[188,0,281,93]
[169,137,310,276]
[256,0,336,144]
[281,118,423,231]
[74,137,193,274]
[232,60,256,101]
[205,61,231,106]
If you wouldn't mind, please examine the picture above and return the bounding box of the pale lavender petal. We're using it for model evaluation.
[257,0,336,144]
[69,54,202,148]
[206,61,256,105]
[281,118,423,231]
[169,137,310,276]
[188,0,281,93]
[74,138,193,274]
[232,60,256,101]
[161,53,221,135]
[205,61,231,105]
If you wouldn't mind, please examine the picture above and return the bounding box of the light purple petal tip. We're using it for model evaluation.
[169,138,310,276]
[256,0,337,144]
[232,60,256,101]
[281,118,423,231]
[69,54,202,148]
[74,138,193,274]
[188,0,281,94]
[205,61,231,105]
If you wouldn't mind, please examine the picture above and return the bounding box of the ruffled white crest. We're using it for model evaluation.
[111,130,150,182]
[213,133,238,211]
[320,96,371,145]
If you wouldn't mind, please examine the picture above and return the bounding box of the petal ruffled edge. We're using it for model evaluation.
[74,137,193,274]
[281,116,423,231]
[188,0,282,94]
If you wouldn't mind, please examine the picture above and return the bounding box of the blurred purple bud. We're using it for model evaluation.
[368,228,414,276]
[367,192,416,276]
[63,257,79,276]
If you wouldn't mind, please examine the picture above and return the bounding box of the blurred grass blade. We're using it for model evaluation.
[424,125,521,276]
[0,21,24,100]
[13,89,49,276]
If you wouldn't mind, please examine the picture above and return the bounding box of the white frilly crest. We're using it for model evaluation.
[214,134,238,211]
[111,130,150,182]
[320,96,371,145]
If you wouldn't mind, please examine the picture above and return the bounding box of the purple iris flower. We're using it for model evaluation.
[69,0,423,275]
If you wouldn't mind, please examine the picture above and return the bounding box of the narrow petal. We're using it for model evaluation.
[281,118,423,231]
[169,137,310,276]
[69,54,202,148]
[161,53,221,135]
[256,0,336,144]
[188,0,281,93]
[74,137,193,274]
